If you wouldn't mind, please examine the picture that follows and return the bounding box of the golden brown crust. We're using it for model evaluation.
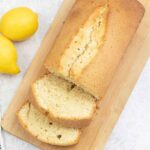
[69,5,109,78]
[45,0,145,99]
[45,0,106,72]
[17,103,81,146]
[30,83,96,128]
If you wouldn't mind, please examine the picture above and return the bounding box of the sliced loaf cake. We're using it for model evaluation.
[31,4,108,129]
[32,74,96,128]
[18,102,81,146]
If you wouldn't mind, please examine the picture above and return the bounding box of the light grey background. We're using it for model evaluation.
[0,0,150,150]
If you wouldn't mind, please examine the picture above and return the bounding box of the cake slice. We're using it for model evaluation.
[32,74,96,128]
[18,102,81,146]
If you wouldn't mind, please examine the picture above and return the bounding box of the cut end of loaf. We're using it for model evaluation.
[32,74,96,128]
[18,102,81,146]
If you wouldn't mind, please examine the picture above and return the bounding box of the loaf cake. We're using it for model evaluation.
[18,102,81,146]
[31,2,109,128]
[32,74,96,128]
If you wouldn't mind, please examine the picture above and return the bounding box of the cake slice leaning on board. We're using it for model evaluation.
[17,102,81,146]
[32,74,96,128]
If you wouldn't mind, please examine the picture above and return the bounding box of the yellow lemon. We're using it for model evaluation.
[0,35,20,74]
[0,7,38,41]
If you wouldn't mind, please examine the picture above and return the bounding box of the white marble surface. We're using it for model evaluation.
[0,0,150,150]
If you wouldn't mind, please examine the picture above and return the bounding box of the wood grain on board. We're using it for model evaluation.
[1,0,150,150]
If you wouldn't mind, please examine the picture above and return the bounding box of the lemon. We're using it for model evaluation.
[0,35,20,74]
[0,7,38,41]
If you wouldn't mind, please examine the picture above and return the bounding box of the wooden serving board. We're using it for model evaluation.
[1,0,150,150]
